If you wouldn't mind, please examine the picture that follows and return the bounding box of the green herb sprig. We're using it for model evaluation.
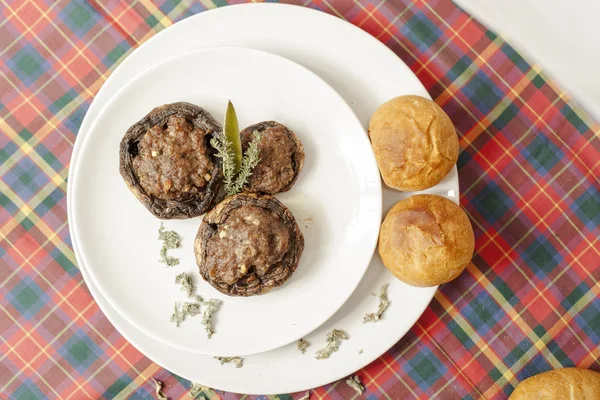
[212,130,262,196]
[210,101,263,196]
[210,132,236,194]
[227,130,262,196]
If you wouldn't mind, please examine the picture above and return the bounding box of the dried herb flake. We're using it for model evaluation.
[158,224,180,267]
[189,382,207,399]
[201,299,222,338]
[363,283,389,323]
[315,329,348,360]
[345,375,365,396]
[297,338,310,354]
[152,377,168,400]
[170,302,201,327]
[298,391,311,400]
[170,274,220,338]
[214,356,243,368]
[175,273,194,298]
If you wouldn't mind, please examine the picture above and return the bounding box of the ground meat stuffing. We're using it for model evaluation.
[205,206,291,286]
[241,123,296,194]
[133,115,214,200]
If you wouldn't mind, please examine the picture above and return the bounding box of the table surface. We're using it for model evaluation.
[0,0,598,399]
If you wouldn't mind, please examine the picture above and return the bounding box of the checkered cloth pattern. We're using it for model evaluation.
[1,0,598,399]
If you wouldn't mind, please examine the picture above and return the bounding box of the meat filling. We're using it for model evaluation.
[133,115,214,200]
[205,206,291,286]
[241,123,297,194]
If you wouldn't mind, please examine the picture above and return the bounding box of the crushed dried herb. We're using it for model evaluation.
[170,302,201,327]
[152,377,168,400]
[158,224,180,267]
[188,382,207,399]
[298,391,311,400]
[170,273,220,337]
[159,224,180,247]
[315,329,348,360]
[159,247,179,267]
[169,303,184,327]
[182,302,202,316]
[175,273,194,298]
[345,375,365,396]
[201,299,222,338]
[363,283,389,323]
[214,356,244,368]
[297,338,310,354]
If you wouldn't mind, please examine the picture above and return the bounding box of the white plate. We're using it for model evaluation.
[68,4,458,394]
[70,47,382,357]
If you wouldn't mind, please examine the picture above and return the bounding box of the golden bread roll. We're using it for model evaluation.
[509,368,600,399]
[378,194,473,287]
[369,95,459,191]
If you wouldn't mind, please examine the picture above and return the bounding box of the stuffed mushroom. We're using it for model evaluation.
[195,193,304,296]
[119,102,222,219]
[240,121,304,195]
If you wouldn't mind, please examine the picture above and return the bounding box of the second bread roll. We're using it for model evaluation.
[378,194,474,287]
[509,368,600,399]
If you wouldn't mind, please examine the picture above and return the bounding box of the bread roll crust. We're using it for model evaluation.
[509,368,600,399]
[378,194,473,287]
[369,95,458,191]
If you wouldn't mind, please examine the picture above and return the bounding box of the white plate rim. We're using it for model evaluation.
[69,45,383,357]
[66,3,457,395]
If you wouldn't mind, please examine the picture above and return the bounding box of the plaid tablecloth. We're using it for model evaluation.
[1,0,598,399]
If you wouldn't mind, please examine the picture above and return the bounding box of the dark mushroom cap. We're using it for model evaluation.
[195,193,304,296]
[240,121,304,195]
[119,102,222,219]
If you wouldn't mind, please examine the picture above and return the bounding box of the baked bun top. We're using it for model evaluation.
[378,194,474,287]
[509,368,600,400]
[369,95,458,191]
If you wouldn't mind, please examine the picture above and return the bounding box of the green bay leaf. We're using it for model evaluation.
[224,100,242,174]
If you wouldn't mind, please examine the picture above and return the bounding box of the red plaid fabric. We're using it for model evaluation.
[0,0,598,399]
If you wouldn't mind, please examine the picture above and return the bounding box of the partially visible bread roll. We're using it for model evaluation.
[369,95,458,191]
[378,194,473,287]
[509,368,600,399]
